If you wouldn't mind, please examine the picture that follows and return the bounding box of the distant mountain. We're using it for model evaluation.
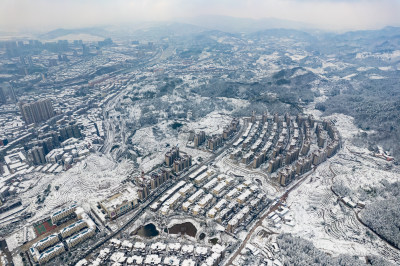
[39,27,109,40]
[35,16,315,42]
[37,20,400,47]
[128,22,207,41]
[121,16,315,42]
[176,15,314,33]
[248,28,317,43]
[336,26,400,41]
[321,26,400,52]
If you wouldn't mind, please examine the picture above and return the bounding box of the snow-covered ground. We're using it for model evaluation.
[357,66,374,72]
[342,73,357,80]
[322,60,353,71]
[4,154,133,254]
[20,154,132,222]
[270,112,400,263]
[285,52,308,61]
[356,50,400,61]
[290,68,308,78]
[184,111,234,135]
[131,116,223,172]
[368,74,385,79]
[256,53,280,65]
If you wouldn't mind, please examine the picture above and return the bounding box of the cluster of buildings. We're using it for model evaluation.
[0,115,94,217]
[276,115,340,186]
[1,151,29,177]
[229,111,341,187]
[0,120,87,181]
[165,147,180,167]
[235,233,283,266]
[0,38,134,87]
[150,164,269,235]
[188,119,239,152]
[0,86,14,105]
[164,147,193,173]
[231,112,273,165]
[134,167,180,204]
[80,238,226,266]
[134,169,171,202]
[95,148,196,223]
[0,88,112,220]
[0,38,140,185]
[219,185,264,233]
[148,169,172,191]
[231,112,298,171]
[150,180,188,213]
[207,135,223,152]
[190,131,206,148]
[208,119,239,151]
[44,137,91,168]
[278,116,340,186]
[267,206,292,228]
[29,205,96,264]
[94,183,139,221]
[223,119,239,140]
[25,122,83,165]
[1,98,95,170]
[1,39,81,58]
[172,154,192,173]
[18,99,56,125]
[0,151,32,213]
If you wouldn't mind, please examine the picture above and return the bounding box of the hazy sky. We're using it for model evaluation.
[1,0,399,32]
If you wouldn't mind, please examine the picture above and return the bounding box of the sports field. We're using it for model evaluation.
[33,219,57,237]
